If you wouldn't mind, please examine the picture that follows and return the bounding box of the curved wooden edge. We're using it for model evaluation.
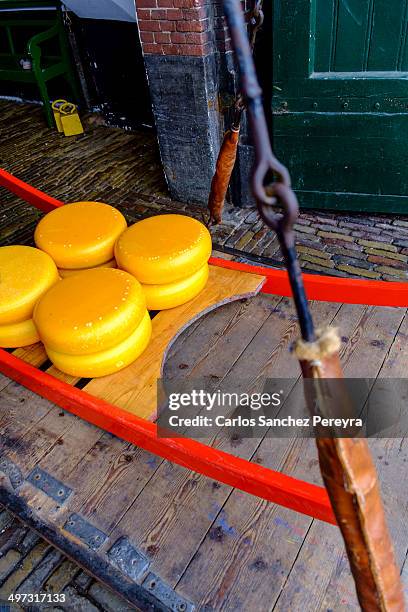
[0,348,336,525]
[209,257,408,307]
[0,168,64,212]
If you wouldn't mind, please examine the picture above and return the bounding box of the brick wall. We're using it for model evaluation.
[134,0,232,203]
[133,0,252,204]
[136,0,212,57]
[135,0,236,57]
[135,0,249,56]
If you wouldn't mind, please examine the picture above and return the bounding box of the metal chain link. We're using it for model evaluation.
[224,0,315,341]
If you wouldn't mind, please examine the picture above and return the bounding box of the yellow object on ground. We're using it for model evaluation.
[0,245,59,329]
[34,268,151,377]
[51,99,67,133]
[0,318,39,348]
[60,102,84,136]
[115,214,212,284]
[142,264,209,310]
[35,202,127,269]
[58,258,116,278]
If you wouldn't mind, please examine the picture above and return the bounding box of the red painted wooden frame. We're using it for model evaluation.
[1,169,408,527]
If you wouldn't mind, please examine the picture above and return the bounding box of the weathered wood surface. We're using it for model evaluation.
[0,296,407,611]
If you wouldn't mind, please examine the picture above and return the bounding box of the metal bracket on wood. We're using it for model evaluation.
[0,455,23,489]
[63,513,108,550]
[108,537,150,583]
[27,467,72,503]
[142,572,195,612]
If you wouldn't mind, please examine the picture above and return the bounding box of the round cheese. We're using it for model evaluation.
[34,268,146,355]
[58,258,116,278]
[0,318,39,348]
[45,310,151,378]
[142,264,209,310]
[115,214,212,284]
[34,202,127,269]
[0,245,59,325]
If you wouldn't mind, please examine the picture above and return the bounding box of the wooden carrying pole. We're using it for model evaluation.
[296,332,405,611]
[222,0,405,609]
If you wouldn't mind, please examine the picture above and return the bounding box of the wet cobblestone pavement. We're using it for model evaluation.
[0,100,407,281]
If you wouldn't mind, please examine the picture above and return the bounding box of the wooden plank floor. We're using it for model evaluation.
[1,294,407,610]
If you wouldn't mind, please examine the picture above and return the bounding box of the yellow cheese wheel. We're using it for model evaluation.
[115,214,212,284]
[58,258,116,278]
[45,310,151,378]
[142,264,209,310]
[35,202,127,269]
[34,268,146,355]
[0,245,59,325]
[0,318,39,348]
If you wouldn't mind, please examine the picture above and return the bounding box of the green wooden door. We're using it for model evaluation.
[272,0,408,212]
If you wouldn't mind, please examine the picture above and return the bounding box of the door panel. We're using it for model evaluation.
[272,0,408,212]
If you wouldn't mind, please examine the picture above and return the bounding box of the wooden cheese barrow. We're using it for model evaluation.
[1,165,408,607]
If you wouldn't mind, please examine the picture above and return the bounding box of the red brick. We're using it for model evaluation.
[150,8,167,18]
[171,31,187,44]
[177,19,208,32]
[136,8,151,19]
[140,31,154,43]
[185,31,209,44]
[183,7,207,19]
[166,8,183,19]
[142,43,159,53]
[173,0,201,6]
[137,0,157,7]
[154,31,171,43]
[157,0,174,5]
[161,43,182,54]
[138,19,161,31]
[159,20,176,31]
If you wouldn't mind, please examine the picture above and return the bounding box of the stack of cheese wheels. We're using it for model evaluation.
[34,268,151,378]
[115,214,212,310]
[34,202,127,277]
[0,246,59,347]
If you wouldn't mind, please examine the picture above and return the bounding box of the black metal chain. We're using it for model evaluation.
[231,0,264,127]
[223,0,315,343]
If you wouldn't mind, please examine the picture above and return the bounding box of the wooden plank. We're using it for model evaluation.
[19,295,275,546]
[175,303,406,609]
[44,295,276,537]
[174,302,370,609]
[26,302,233,520]
[12,343,47,368]
[0,314,334,527]
[1,298,405,610]
[0,383,55,450]
[1,394,76,477]
[45,366,80,386]
[84,265,265,421]
[102,298,340,590]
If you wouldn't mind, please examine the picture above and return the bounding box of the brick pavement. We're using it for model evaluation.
[1,100,407,281]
